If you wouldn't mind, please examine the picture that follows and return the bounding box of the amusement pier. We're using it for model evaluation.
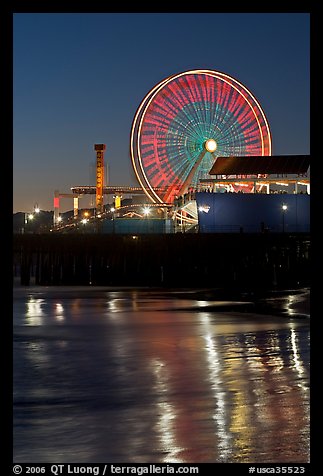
[13,69,310,289]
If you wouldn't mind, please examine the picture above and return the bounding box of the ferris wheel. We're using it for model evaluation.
[130,69,272,204]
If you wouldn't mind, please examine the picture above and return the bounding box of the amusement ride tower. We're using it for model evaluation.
[94,143,106,215]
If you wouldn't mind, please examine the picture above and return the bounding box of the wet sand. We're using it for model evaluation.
[13,287,310,463]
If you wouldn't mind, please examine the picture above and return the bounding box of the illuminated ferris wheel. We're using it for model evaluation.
[130,69,272,204]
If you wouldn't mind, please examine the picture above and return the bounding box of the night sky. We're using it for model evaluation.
[13,12,310,213]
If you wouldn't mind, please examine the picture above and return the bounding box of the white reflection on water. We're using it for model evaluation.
[107,298,121,314]
[286,293,310,317]
[288,324,309,398]
[54,302,65,322]
[196,300,211,308]
[290,326,304,376]
[200,313,232,460]
[151,358,185,463]
[26,298,66,324]
[288,325,310,458]
[26,298,45,325]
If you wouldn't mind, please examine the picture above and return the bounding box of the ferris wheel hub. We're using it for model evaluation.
[205,139,217,153]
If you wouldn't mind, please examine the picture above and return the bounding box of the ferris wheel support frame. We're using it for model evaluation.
[177,149,208,197]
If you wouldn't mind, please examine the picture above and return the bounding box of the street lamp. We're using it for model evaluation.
[142,207,150,233]
[281,204,288,232]
[110,207,115,233]
[143,207,150,217]
[23,213,35,234]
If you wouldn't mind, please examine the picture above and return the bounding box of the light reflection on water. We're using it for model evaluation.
[13,288,310,463]
[152,358,185,463]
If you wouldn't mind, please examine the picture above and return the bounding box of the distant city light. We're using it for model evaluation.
[110,207,115,213]
[28,214,34,220]
[81,218,87,224]
[34,207,40,213]
[282,204,288,211]
[57,216,62,222]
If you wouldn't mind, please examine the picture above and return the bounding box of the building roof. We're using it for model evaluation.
[208,155,310,176]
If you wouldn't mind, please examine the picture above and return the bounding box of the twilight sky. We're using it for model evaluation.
[13,12,310,213]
